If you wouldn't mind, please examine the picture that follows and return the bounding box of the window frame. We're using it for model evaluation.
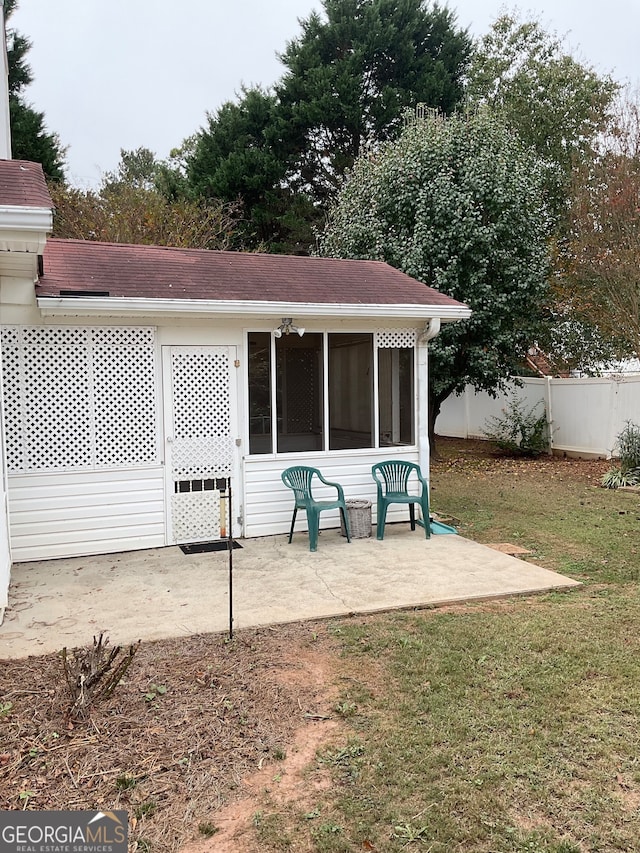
[245,329,418,457]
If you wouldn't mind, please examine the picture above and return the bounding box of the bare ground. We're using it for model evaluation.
[0,622,346,853]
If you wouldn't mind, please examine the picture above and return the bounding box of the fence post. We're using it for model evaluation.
[606,379,620,459]
[544,376,554,454]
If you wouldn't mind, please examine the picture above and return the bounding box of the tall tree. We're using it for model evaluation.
[5,0,66,179]
[555,94,640,362]
[186,0,471,252]
[276,0,471,203]
[319,109,552,450]
[465,12,618,217]
[187,87,306,251]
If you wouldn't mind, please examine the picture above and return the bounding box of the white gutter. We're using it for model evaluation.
[0,205,53,234]
[37,296,472,321]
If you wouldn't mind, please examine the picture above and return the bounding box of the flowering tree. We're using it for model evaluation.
[319,109,552,450]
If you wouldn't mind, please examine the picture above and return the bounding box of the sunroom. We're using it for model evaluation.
[1,236,470,563]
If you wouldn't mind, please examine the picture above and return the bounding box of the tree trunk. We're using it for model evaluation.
[428,390,447,460]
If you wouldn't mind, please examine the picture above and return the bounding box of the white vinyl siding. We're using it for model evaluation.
[7,468,165,562]
[243,449,420,538]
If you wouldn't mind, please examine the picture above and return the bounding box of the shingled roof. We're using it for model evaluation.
[0,160,52,208]
[37,238,467,310]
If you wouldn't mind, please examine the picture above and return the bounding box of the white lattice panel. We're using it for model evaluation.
[0,329,25,471]
[170,347,233,479]
[171,490,221,542]
[23,336,93,470]
[0,325,158,473]
[376,329,417,348]
[92,327,155,347]
[171,436,234,480]
[92,330,157,466]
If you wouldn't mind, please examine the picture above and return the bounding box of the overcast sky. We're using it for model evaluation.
[9,0,640,188]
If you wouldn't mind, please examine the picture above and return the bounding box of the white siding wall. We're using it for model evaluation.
[8,467,165,562]
[244,449,421,538]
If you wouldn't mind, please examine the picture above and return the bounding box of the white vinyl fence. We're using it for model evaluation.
[437,375,640,459]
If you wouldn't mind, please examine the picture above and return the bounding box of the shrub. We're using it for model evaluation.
[482,396,549,457]
[616,421,640,472]
[601,467,640,489]
[602,421,640,488]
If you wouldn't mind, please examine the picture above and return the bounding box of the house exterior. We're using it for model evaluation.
[0,159,53,620]
[0,159,471,616]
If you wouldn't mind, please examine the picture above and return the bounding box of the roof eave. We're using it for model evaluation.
[0,204,52,253]
[36,296,472,322]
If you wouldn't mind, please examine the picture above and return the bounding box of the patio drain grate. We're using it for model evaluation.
[180,540,243,555]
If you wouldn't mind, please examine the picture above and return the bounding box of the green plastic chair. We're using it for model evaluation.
[281,466,351,552]
[371,460,431,540]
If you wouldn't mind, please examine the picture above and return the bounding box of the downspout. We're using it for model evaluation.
[417,318,441,476]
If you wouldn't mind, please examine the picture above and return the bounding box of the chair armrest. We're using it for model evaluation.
[316,472,346,501]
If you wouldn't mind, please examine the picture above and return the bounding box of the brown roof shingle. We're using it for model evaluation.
[37,238,467,309]
[0,160,53,208]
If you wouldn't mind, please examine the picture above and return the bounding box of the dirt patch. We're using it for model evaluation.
[485,543,533,555]
[180,716,340,853]
[0,622,343,852]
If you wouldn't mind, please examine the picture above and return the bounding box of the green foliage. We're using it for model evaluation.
[616,421,640,471]
[602,421,640,488]
[144,683,167,703]
[187,85,305,251]
[134,801,157,820]
[465,13,626,373]
[465,12,618,212]
[601,467,640,489]
[276,0,471,204]
[101,147,161,192]
[115,774,137,791]
[319,108,552,441]
[186,0,471,251]
[334,700,357,717]
[483,396,549,457]
[5,1,66,179]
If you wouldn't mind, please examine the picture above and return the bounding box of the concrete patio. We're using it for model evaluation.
[0,527,581,659]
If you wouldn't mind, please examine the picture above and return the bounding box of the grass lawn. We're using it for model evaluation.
[253,440,640,853]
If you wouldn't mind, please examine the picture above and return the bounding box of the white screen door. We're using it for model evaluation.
[163,346,240,544]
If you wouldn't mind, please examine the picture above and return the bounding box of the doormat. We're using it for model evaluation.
[180,540,243,555]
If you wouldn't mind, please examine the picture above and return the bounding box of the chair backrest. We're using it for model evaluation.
[281,466,319,503]
[372,460,421,494]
